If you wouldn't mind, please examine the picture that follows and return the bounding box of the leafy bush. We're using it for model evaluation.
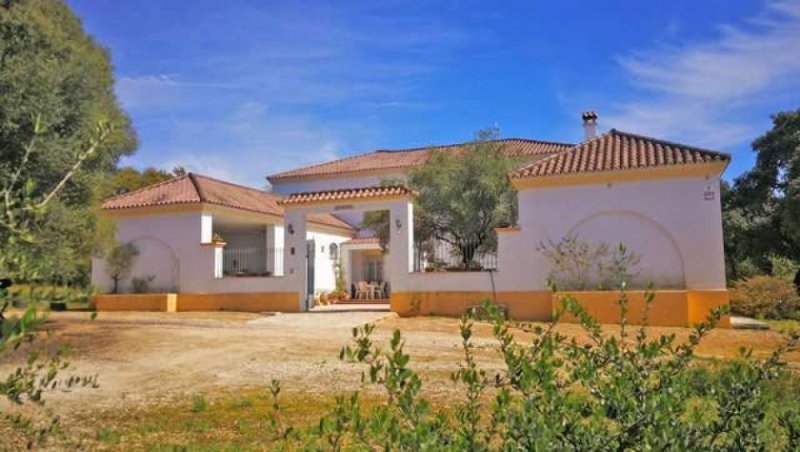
[769,254,799,282]
[261,289,799,450]
[1,286,100,448]
[131,275,155,294]
[538,235,641,290]
[731,275,800,319]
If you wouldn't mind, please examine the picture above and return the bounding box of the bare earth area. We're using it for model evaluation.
[1,309,798,448]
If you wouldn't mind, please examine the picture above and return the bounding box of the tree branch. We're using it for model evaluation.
[32,122,112,210]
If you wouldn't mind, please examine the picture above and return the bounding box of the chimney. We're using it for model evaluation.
[582,111,598,140]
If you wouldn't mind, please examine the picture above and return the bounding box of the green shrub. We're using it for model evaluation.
[538,235,641,290]
[769,255,800,282]
[263,288,799,450]
[131,275,155,294]
[731,275,800,319]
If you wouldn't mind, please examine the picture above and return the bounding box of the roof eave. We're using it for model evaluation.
[510,160,729,190]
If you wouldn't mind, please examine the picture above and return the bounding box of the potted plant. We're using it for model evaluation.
[211,233,227,246]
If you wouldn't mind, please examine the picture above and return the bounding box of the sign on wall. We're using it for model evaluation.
[703,185,715,201]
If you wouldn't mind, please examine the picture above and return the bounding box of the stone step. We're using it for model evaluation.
[334,299,390,305]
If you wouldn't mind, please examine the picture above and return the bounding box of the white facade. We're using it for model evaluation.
[91,207,352,296]
[270,172,406,226]
[93,128,729,316]
[496,175,726,291]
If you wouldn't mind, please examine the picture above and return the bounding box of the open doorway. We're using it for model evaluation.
[279,185,416,311]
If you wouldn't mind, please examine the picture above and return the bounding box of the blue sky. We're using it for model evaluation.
[68,0,800,187]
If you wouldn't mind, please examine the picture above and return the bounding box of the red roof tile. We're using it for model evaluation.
[509,129,730,179]
[342,237,381,246]
[279,185,416,206]
[102,174,354,231]
[268,138,573,181]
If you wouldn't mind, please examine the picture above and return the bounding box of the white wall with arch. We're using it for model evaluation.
[90,209,353,296]
[567,210,686,289]
[496,175,726,291]
[91,212,211,293]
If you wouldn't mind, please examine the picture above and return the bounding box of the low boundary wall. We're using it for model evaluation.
[92,293,177,312]
[92,289,729,328]
[390,290,730,328]
[91,292,300,313]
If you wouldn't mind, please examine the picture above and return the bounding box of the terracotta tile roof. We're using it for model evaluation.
[342,237,381,246]
[268,138,573,182]
[279,185,416,206]
[101,174,354,231]
[509,129,730,179]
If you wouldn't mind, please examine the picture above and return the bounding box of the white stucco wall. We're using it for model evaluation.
[307,229,351,295]
[91,210,352,295]
[91,212,211,293]
[283,199,413,309]
[495,175,726,291]
[271,172,407,226]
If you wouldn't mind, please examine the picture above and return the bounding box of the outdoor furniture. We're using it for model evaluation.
[372,281,386,299]
[356,281,370,299]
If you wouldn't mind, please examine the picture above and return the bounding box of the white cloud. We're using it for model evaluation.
[126,100,376,187]
[604,0,800,149]
[115,74,241,111]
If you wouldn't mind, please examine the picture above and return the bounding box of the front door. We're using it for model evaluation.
[305,239,315,309]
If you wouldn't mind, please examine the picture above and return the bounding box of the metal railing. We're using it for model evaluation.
[413,239,498,272]
[223,247,284,277]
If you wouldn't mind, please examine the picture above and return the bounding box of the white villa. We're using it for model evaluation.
[91,113,731,326]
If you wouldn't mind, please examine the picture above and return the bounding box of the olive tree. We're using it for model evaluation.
[104,243,139,294]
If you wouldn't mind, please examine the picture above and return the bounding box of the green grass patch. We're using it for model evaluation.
[766,319,800,334]
[76,388,358,450]
[190,394,208,413]
[96,427,122,445]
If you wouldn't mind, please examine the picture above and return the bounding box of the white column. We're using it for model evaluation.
[213,245,223,278]
[387,201,414,291]
[201,213,213,243]
[283,209,307,310]
[341,246,353,294]
[273,225,285,276]
[265,224,285,276]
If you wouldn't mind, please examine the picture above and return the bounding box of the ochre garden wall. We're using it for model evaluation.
[91,293,177,312]
[390,291,553,321]
[176,292,300,312]
[93,290,729,328]
[92,292,300,313]
[390,290,730,328]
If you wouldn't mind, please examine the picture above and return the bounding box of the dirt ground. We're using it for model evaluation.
[1,309,798,418]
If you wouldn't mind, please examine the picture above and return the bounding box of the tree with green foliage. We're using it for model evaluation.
[1,0,137,285]
[103,166,183,198]
[0,99,107,452]
[724,109,800,281]
[362,129,521,267]
[104,243,138,294]
[411,129,520,266]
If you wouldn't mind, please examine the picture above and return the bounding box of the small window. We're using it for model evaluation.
[329,243,339,260]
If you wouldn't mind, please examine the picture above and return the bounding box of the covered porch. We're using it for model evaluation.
[340,237,388,300]
[212,212,284,278]
[278,186,416,310]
